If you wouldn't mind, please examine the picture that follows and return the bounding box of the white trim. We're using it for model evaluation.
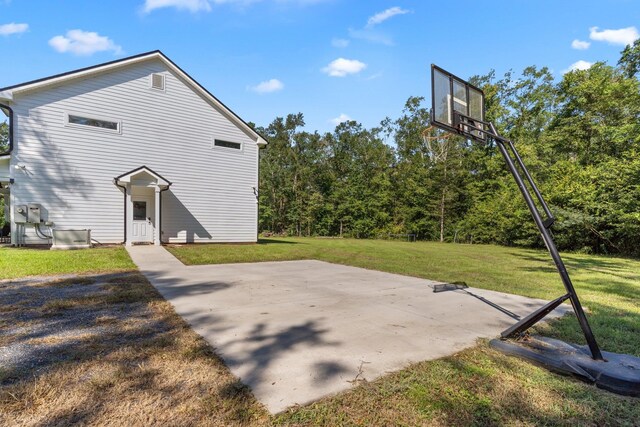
[0,90,12,102]
[154,187,161,246]
[125,184,133,246]
[115,166,170,187]
[64,112,122,135]
[5,51,267,147]
[8,54,163,94]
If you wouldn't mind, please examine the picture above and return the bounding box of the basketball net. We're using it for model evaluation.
[421,126,454,163]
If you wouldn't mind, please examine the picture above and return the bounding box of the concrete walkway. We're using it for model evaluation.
[127,245,568,413]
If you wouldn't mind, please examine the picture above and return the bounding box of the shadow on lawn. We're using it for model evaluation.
[419,346,639,426]
[533,298,640,357]
[0,270,353,424]
[508,250,638,277]
[0,272,267,425]
[257,238,302,245]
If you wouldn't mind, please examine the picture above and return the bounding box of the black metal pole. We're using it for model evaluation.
[490,124,603,360]
[506,140,554,222]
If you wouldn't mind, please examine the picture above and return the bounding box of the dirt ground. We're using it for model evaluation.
[0,272,270,426]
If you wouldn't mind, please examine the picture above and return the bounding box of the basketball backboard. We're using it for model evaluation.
[430,64,485,140]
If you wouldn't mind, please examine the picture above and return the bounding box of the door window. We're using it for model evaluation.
[133,201,147,220]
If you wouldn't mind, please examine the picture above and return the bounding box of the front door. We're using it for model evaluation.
[131,196,155,243]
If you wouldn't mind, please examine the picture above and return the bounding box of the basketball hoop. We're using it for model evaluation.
[428,64,640,397]
[421,126,454,163]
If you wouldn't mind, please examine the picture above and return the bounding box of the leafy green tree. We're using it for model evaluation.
[391,96,471,241]
[618,39,640,78]
[326,121,394,238]
[547,63,640,164]
[256,51,640,256]
[461,67,556,247]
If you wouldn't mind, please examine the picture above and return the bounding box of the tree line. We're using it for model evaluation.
[257,41,640,257]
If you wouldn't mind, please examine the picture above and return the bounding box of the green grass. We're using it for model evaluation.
[3,239,639,424]
[169,237,640,425]
[169,237,639,298]
[0,246,136,279]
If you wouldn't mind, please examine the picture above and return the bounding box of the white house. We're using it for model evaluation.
[0,51,267,247]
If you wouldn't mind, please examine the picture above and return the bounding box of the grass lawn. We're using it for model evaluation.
[1,239,638,425]
[0,246,136,279]
[170,238,640,425]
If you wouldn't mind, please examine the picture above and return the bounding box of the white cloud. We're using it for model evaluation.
[249,78,284,94]
[330,113,352,125]
[366,6,409,28]
[322,58,367,77]
[0,22,28,36]
[563,60,593,74]
[589,26,639,46]
[332,38,349,48]
[49,30,122,56]
[143,0,212,13]
[143,0,331,13]
[571,39,590,50]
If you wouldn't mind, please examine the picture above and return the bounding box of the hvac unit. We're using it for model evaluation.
[51,229,92,250]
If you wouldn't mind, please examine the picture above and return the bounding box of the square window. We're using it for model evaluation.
[133,201,147,220]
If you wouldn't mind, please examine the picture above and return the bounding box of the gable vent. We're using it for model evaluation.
[151,73,165,91]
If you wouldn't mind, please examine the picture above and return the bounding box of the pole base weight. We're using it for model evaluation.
[490,336,640,397]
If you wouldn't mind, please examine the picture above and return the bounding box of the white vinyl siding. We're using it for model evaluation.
[10,59,259,244]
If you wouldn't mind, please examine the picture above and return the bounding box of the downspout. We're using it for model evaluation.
[159,186,170,244]
[0,103,13,155]
[1,103,15,247]
[114,179,127,244]
[256,143,266,242]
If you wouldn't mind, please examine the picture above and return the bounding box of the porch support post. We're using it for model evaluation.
[125,184,133,247]
[154,186,161,246]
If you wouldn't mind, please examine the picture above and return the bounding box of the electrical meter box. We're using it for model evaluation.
[28,204,42,223]
[14,205,28,223]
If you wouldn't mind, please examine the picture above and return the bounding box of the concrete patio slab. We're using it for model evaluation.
[127,245,569,413]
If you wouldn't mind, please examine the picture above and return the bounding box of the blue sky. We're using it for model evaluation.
[1,0,639,133]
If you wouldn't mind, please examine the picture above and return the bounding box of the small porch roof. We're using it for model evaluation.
[114,165,171,187]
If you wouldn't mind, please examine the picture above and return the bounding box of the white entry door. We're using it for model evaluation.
[131,196,155,243]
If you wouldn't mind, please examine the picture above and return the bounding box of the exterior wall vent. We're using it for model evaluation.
[151,73,165,91]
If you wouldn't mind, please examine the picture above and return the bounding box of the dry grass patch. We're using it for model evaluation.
[0,272,270,426]
[0,301,28,313]
[38,276,97,288]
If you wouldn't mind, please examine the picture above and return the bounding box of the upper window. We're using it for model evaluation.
[213,139,242,150]
[150,73,165,91]
[66,113,120,133]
